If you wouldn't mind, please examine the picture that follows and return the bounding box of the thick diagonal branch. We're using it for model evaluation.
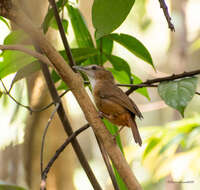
[0,3,141,190]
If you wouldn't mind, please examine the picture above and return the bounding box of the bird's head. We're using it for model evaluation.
[73,65,114,82]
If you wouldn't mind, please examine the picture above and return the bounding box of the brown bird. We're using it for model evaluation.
[74,65,143,146]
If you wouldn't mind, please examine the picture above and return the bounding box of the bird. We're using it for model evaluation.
[73,64,143,146]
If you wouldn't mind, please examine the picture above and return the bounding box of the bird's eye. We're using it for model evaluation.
[91,65,97,70]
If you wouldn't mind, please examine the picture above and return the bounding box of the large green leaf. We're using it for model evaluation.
[4,30,28,45]
[66,4,94,48]
[105,54,131,77]
[92,0,135,39]
[106,33,154,69]
[158,77,198,117]
[108,68,130,84]
[59,47,99,64]
[66,4,97,65]
[0,50,36,78]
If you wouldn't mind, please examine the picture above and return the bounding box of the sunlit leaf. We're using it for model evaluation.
[4,30,28,45]
[108,68,130,84]
[143,137,161,160]
[158,77,198,117]
[0,16,10,29]
[92,0,135,39]
[106,33,155,69]
[66,4,97,65]
[0,50,36,78]
[66,4,94,48]
[159,134,185,154]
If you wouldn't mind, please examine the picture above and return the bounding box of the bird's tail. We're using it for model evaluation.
[128,116,142,146]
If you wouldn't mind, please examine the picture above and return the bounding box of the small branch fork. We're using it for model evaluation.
[158,0,175,31]
[40,123,90,190]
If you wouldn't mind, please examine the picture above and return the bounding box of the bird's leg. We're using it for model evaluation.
[98,111,104,119]
[113,126,125,140]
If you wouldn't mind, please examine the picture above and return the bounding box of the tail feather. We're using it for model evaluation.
[128,117,142,146]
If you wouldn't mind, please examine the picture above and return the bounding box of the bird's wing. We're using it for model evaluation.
[99,84,143,118]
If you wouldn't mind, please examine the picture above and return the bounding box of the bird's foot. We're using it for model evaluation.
[98,111,104,119]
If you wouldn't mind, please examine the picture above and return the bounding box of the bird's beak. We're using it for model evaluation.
[73,66,88,72]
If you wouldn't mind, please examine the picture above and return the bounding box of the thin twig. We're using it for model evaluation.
[126,69,200,95]
[0,79,69,113]
[40,102,60,176]
[48,0,76,68]
[195,92,200,95]
[41,124,90,183]
[0,44,52,67]
[95,136,120,190]
[158,0,175,31]
[40,61,102,190]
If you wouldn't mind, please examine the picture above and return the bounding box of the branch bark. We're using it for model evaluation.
[0,44,52,67]
[0,2,142,190]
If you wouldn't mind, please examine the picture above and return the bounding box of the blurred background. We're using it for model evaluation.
[0,0,200,189]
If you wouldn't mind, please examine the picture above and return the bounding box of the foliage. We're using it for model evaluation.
[0,0,200,189]
[0,181,26,190]
[142,115,200,181]
[158,77,198,117]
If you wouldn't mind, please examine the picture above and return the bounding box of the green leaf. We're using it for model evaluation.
[106,33,155,69]
[105,54,131,78]
[51,18,68,33]
[0,49,36,78]
[0,16,10,29]
[92,0,135,39]
[108,68,130,84]
[66,4,94,48]
[0,91,3,98]
[143,137,161,160]
[59,48,99,64]
[11,61,41,86]
[4,30,28,45]
[51,70,61,83]
[132,74,150,100]
[0,183,26,190]
[158,77,198,117]
[159,134,185,154]
[42,0,67,33]
[66,4,97,65]
[103,119,127,189]
[96,37,113,65]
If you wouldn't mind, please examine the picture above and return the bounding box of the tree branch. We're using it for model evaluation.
[158,0,175,31]
[1,3,142,189]
[126,69,200,95]
[41,123,90,190]
[49,0,76,68]
[0,44,52,67]
[40,102,60,175]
